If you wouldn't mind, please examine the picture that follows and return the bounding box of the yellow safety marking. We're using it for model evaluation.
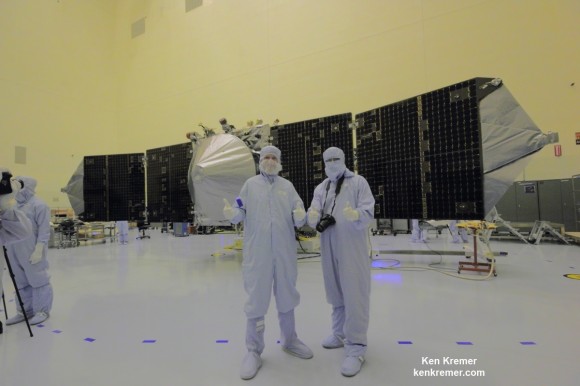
[563,274,580,280]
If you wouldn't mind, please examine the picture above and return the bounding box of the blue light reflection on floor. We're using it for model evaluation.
[372,272,402,284]
[371,259,399,269]
[371,260,402,284]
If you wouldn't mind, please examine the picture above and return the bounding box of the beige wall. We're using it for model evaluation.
[1,0,578,209]
[0,0,118,207]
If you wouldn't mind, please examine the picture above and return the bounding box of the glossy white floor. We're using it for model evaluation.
[1,228,578,386]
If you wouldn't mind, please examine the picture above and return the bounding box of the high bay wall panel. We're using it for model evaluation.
[356,78,491,220]
[83,153,145,221]
[146,142,193,222]
[271,113,353,206]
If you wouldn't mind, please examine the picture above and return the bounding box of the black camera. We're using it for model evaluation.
[0,172,14,195]
[316,214,336,233]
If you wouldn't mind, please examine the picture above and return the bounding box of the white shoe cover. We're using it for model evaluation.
[240,352,262,380]
[341,356,364,377]
[29,312,49,325]
[322,334,344,349]
[5,314,27,326]
[282,338,313,359]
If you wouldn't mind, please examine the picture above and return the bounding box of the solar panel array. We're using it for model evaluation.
[83,153,145,221]
[146,142,194,222]
[81,78,495,223]
[271,113,353,206]
[356,77,494,220]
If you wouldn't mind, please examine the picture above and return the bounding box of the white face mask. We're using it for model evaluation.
[324,159,346,181]
[0,194,15,211]
[259,159,282,175]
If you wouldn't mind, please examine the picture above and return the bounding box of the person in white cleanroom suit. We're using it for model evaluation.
[410,219,427,242]
[1,169,34,334]
[449,220,469,243]
[307,147,375,377]
[0,169,32,246]
[5,176,53,326]
[223,145,312,380]
[116,220,129,244]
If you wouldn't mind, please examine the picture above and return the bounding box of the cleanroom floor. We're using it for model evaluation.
[1,228,578,386]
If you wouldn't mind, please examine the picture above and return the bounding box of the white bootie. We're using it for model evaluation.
[5,313,27,326]
[341,356,365,377]
[240,352,262,380]
[282,338,313,359]
[322,334,344,349]
[278,309,313,359]
[29,311,49,325]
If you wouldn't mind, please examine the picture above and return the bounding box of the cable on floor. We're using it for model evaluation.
[371,257,496,281]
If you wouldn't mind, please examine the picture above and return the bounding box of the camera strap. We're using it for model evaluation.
[322,175,345,215]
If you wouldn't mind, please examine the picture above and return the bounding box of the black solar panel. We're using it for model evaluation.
[271,113,353,206]
[83,153,145,221]
[356,77,495,220]
[146,142,193,222]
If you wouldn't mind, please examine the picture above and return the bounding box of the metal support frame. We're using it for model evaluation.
[493,215,529,244]
[528,220,570,245]
[458,230,497,277]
